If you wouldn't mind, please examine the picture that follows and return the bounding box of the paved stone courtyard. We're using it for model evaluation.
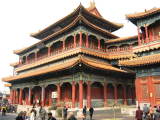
[0,113,17,120]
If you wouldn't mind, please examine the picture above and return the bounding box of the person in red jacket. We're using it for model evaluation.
[135,106,143,120]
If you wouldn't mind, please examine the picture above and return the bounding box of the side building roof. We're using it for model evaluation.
[126,7,160,26]
[119,53,160,67]
[106,35,138,44]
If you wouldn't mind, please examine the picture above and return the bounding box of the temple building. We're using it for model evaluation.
[2,2,160,109]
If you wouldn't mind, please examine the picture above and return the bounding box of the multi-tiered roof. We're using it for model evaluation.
[3,3,131,82]
[14,4,123,55]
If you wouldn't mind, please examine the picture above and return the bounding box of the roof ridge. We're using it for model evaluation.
[126,7,160,19]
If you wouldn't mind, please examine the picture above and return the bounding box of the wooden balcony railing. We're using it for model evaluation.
[17,44,133,68]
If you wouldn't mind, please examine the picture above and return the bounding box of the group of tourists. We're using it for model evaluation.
[135,104,160,120]
[63,105,94,120]
[15,105,94,120]
[15,105,56,120]
[0,103,17,116]
[82,106,94,120]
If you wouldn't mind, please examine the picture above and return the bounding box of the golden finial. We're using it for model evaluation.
[90,0,95,8]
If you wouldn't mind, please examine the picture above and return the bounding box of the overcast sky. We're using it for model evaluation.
[0,0,159,93]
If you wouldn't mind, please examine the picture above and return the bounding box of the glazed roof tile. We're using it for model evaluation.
[107,35,138,44]
[14,16,118,55]
[119,53,160,66]
[31,4,123,38]
[10,62,19,67]
[126,8,160,19]
[4,84,12,87]
[133,40,160,53]
[109,53,137,60]
[3,56,127,82]
[14,47,136,72]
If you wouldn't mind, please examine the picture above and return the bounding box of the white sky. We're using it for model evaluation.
[0,0,159,93]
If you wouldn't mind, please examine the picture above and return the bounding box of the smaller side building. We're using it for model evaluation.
[120,8,160,107]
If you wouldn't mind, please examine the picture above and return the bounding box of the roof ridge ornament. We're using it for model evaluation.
[89,0,95,9]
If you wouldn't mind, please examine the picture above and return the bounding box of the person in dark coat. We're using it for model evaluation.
[48,112,56,120]
[143,104,149,119]
[154,109,160,120]
[89,106,94,120]
[135,106,143,120]
[16,112,24,120]
[2,106,7,116]
[63,106,68,120]
[39,106,46,120]
[82,106,87,120]
[67,112,77,120]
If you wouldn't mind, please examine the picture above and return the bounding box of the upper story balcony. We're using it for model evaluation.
[14,46,133,73]
[13,33,134,73]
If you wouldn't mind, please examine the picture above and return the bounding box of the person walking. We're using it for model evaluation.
[16,112,24,120]
[89,106,94,120]
[154,109,160,120]
[143,104,149,120]
[39,106,46,120]
[48,112,56,120]
[22,111,28,120]
[63,106,68,120]
[30,109,36,120]
[2,106,7,116]
[68,112,77,120]
[82,106,87,120]
[135,106,143,120]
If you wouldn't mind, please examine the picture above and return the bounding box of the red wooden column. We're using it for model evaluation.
[98,39,100,50]
[87,81,91,108]
[12,90,14,104]
[136,78,141,105]
[114,84,118,104]
[149,30,153,42]
[19,88,23,105]
[86,33,89,48]
[147,76,153,107]
[79,32,82,47]
[49,90,52,106]
[145,25,149,43]
[12,90,15,104]
[57,84,61,104]
[19,57,21,64]
[63,39,65,50]
[28,87,32,105]
[151,76,156,106]
[123,85,127,105]
[79,80,83,108]
[137,27,141,46]
[48,46,51,56]
[26,56,28,64]
[14,90,16,104]
[35,51,38,61]
[15,89,18,104]
[15,90,17,104]
[104,83,107,107]
[74,34,76,48]
[10,90,12,104]
[72,81,76,108]
[11,90,14,104]
[41,86,45,106]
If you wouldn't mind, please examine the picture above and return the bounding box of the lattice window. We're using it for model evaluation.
[141,85,148,99]
[155,84,160,98]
